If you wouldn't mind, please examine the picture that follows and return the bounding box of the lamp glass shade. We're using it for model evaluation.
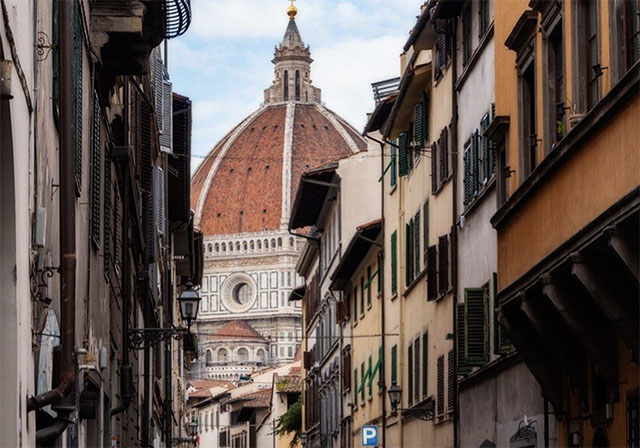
[189,418,198,436]
[388,384,402,411]
[178,287,200,324]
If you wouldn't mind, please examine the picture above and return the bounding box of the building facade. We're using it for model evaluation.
[0,1,199,446]
[190,5,366,381]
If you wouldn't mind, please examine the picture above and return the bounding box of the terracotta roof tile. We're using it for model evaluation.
[209,320,267,341]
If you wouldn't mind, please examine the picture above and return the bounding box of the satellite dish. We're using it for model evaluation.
[36,309,60,417]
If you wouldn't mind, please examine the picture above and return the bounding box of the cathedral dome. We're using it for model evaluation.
[191,13,366,236]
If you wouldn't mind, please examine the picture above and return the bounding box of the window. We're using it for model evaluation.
[90,91,101,248]
[52,0,59,118]
[398,132,409,177]
[434,33,451,80]
[547,21,565,148]
[353,369,358,406]
[103,146,112,276]
[427,245,438,301]
[408,344,414,407]
[414,337,420,402]
[360,362,366,402]
[413,102,426,148]
[391,231,398,295]
[283,70,289,101]
[462,6,472,66]
[73,0,83,194]
[295,70,301,101]
[623,0,640,71]
[584,0,599,109]
[479,0,490,38]
[342,349,351,391]
[438,235,449,295]
[414,210,421,276]
[493,273,512,355]
[390,344,398,385]
[218,348,228,361]
[405,219,414,286]
[422,331,428,398]
[423,201,429,263]
[353,285,358,319]
[432,127,450,193]
[390,141,397,188]
[367,355,373,398]
[521,60,537,176]
[360,276,365,317]
[377,251,383,294]
[237,348,248,362]
[437,355,445,417]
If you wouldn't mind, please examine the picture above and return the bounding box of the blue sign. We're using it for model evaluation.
[362,425,379,447]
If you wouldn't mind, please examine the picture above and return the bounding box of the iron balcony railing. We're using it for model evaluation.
[371,77,401,105]
[165,0,192,39]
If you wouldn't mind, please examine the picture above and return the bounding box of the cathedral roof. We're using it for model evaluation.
[191,13,367,236]
[209,320,267,342]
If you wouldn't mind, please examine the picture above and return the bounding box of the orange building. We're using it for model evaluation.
[491,0,639,446]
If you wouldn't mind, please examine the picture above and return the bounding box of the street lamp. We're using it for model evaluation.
[178,281,201,329]
[387,384,434,421]
[189,418,198,437]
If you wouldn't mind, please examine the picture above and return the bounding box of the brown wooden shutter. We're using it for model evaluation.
[423,202,429,264]
[457,303,470,375]
[414,211,421,275]
[437,355,444,416]
[422,331,428,398]
[414,337,420,402]
[436,34,446,76]
[438,235,449,294]
[447,350,455,412]
[427,245,438,301]
[431,143,438,192]
[408,344,414,406]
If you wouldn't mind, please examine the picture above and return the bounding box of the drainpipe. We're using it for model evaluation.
[378,141,387,448]
[449,17,460,448]
[110,80,133,417]
[27,0,76,416]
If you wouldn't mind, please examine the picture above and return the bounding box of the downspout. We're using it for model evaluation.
[164,273,173,445]
[449,17,460,448]
[110,80,133,417]
[27,0,76,415]
[378,140,387,448]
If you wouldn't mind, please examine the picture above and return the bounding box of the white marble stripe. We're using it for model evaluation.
[313,103,361,154]
[280,101,296,228]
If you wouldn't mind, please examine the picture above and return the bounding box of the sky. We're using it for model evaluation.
[167,0,422,171]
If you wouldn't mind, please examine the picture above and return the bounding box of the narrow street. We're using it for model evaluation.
[0,0,638,447]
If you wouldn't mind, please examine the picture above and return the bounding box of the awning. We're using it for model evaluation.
[330,219,383,291]
[288,163,339,230]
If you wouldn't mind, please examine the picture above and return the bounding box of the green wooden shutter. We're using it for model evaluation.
[447,350,455,412]
[422,331,428,398]
[391,231,398,295]
[90,91,101,248]
[408,344,414,406]
[391,345,398,385]
[361,362,366,401]
[390,143,397,188]
[431,143,438,192]
[405,222,411,287]
[465,287,489,366]
[398,132,409,177]
[377,251,383,294]
[423,201,429,264]
[414,337,420,402]
[472,130,479,197]
[73,0,83,193]
[414,211,421,275]
[413,103,424,146]
[437,355,444,416]
[456,302,470,375]
[427,245,438,301]
[463,143,471,205]
[354,369,358,406]
[367,355,373,397]
[366,266,372,308]
[423,93,430,143]
[360,276,365,316]
[103,144,112,277]
[481,113,490,184]
[490,105,497,174]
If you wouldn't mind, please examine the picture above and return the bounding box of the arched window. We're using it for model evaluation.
[283,70,289,101]
[222,243,226,252]
[206,350,213,365]
[217,348,228,361]
[256,349,266,363]
[236,241,241,251]
[257,240,262,250]
[289,237,294,247]
[250,240,255,250]
[242,241,247,251]
[295,70,301,101]
[278,237,282,247]
[215,243,219,252]
[237,348,249,362]
[271,239,276,248]
[208,243,213,253]
[264,239,269,249]
[229,242,233,252]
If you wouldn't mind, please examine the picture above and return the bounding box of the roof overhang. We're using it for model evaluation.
[431,0,465,20]
[330,219,383,291]
[364,95,397,134]
[288,285,306,302]
[288,163,339,230]
[384,53,432,139]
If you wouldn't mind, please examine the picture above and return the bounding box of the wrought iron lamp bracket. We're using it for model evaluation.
[170,437,196,446]
[128,327,187,350]
[36,32,56,62]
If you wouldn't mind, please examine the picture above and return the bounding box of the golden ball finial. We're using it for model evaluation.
[287,0,297,18]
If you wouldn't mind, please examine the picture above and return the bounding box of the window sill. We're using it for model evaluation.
[402,267,428,298]
[461,176,496,218]
[456,23,495,92]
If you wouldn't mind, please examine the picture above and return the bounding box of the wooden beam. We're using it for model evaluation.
[571,254,639,360]
[606,227,639,284]
[541,274,617,381]
[497,302,564,412]
[519,292,588,399]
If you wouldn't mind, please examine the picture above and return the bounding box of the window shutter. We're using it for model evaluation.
[481,113,491,184]
[157,166,166,235]
[367,355,373,396]
[437,355,445,417]
[413,103,424,146]
[408,344,414,407]
[139,100,153,193]
[159,79,173,153]
[361,362,365,401]
[479,0,489,38]
[414,337,420,402]
[438,236,449,294]
[463,144,471,205]
[431,143,438,192]
[390,144,397,187]
[447,350,455,412]
[457,302,470,375]
[472,130,479,197]
[103,146,112,277]
[391,231,398,295]
[398,132,409,177]
[427,245,438,301]
[360,276,365,315]
[353,285,358,318]
[405,222,411,287]
[353,369,358,406]
[490,105,497,174]
[152,49,164,128]
[439,128,449,186]
[423,93,430,142]
[465,287,489,365]
[422,331,428,398]
[423,202,429,264]
[90,91,101,248]
[414,211,421,275]
[436,34,446,77]
[391,344,398,385]
[463,7,472,65]
[73,0,83,194]
[367,265,372,307]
